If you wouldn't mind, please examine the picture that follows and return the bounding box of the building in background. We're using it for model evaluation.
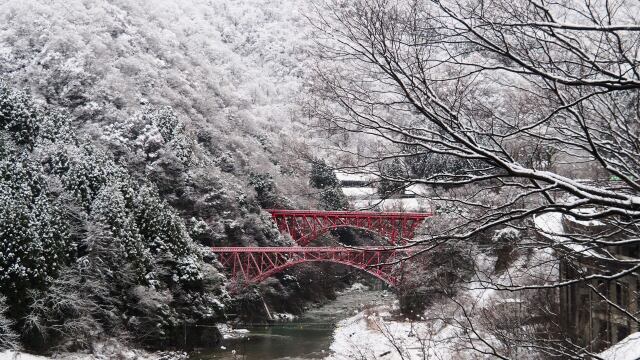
[535,212,640,352]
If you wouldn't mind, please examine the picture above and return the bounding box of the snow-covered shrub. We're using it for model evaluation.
[101,106,192,167]
[492,227,521,273]
[188,217,212,244]
[216,151,236,173]
[24,267,108,351]
[126,285,176,347]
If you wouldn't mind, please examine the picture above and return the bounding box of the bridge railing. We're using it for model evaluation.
[266,209,434,218]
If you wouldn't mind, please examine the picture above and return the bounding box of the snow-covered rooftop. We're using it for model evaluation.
[533,212,606,259]
[341,187,377,198]
[598,332,640,360]
[334,171,376,183]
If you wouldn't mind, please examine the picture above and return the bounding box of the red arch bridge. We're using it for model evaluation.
[213,210,433,287]
[212,247,411,286]
[266,209,432,246]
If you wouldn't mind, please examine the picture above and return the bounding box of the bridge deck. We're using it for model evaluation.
[266,209,433,218]
[211,246,410,252]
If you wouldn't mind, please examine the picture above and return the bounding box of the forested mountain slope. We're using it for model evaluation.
[1,0,312,131]
[0,0,322,249]
[0,0,336,353]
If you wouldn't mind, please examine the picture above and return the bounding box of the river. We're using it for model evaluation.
[191,286,393,360]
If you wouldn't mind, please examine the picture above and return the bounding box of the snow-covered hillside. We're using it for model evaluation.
[0,0,319,196]
[0,0,333,354]
[0,0,313,129]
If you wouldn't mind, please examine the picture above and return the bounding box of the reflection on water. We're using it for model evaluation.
[191,288,392,360]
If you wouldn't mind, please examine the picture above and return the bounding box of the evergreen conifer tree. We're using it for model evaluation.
[309,159,348,210]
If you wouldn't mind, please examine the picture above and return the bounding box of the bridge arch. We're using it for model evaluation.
[213,247,407,288]
[267,209,432,246]
[252,258,398,286]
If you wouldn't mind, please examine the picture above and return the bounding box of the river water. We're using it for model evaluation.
[191,287,393,360]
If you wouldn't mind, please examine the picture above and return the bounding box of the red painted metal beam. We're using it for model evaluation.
[265,209,433,246]
[266,209,433,218]
[213,246,409,287]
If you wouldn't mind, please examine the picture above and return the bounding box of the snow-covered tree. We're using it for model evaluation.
[0,82,227,350]
[377,159,407,197]
[0,295,19,350]
[0,150,73,311]
[312,0,640,355]
[248,172,291,209]
[0,85,40,147]
[309,159,349,210]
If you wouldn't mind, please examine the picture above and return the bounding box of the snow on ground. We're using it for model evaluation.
[598,332,640,360]
[534,212,565,234]
[327,301,529,360]
[0,351,48,360]
[327,244,557,359]
[327,300,489,360]
[0,341,186,360]
[341,282,370,293]
[404,184,430,197]
[217,324,251,340]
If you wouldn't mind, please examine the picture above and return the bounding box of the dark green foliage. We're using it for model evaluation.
[0,83,220,351]
[377,158,407,197]
[318,187,349,211]
[249,172,289,209]
[0,84,73,148]
[406,152,470,178]
[151,107,180,142]
[54,146,128,210]
[0,85,40,147]
[309,159,348,210]
[310,160,340,189]
[0,153,73,311]
[402,148,493,187]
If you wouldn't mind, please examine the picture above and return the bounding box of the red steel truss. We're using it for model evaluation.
[266,209,432,246]
[212,247,408,286]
